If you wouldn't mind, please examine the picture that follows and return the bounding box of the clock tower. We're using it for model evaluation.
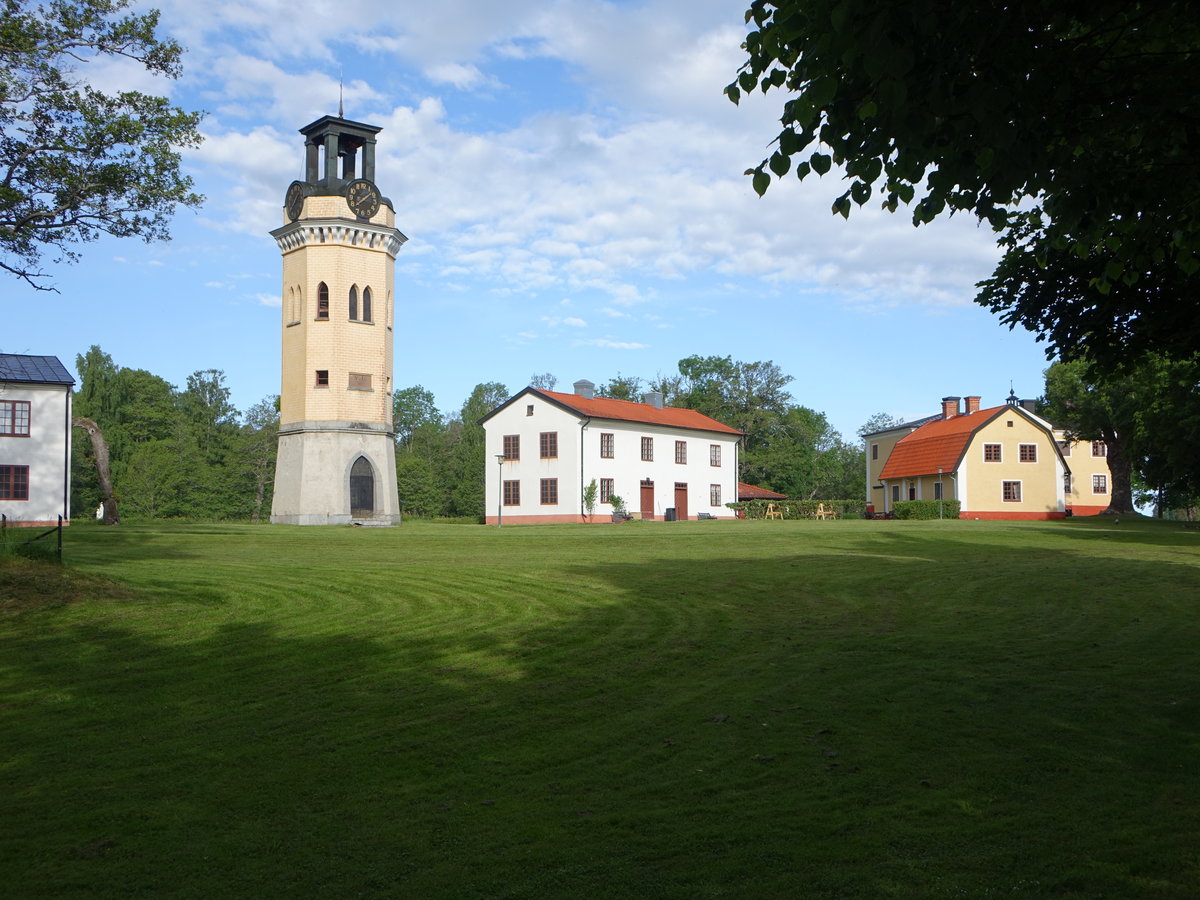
[269,115,406,525]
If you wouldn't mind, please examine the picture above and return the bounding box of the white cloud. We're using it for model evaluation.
[580,338,649,350]
[562,316,587,327]
[256,293,281,307]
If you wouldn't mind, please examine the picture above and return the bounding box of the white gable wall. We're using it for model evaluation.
[483,392,740,524]
[0,382,71,525]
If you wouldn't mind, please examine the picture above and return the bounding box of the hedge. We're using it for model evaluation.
[892,499,961,520]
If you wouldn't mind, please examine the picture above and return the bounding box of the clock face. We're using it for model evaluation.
[346,179,381,218]
[285,181,305,221]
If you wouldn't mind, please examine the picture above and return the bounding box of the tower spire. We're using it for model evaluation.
[338,69,344,118]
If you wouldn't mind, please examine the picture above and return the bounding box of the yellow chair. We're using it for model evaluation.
[816,503,835,520]
[765,502,784,520]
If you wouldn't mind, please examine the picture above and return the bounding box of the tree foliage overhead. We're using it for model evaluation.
[0,0,205,288]
[729,1,1200,363]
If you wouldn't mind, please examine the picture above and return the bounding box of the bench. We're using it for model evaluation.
[697,512,716,520]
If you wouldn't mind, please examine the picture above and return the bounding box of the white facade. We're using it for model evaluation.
[1,357,73,526]
[481,387,741,524]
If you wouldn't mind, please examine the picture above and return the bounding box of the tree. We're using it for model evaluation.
[728,1,1200,364]
[179,369,238,462]
[392,385,440,448]
[597,373,643,401]
[238,396,279,523]
[0,0,205,288]
[1042,360,1138,514]
[529,372,557,390]
[448,382,508,517]
[857,412,903,438]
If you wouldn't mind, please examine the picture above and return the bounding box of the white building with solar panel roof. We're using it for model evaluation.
[0,354,74,525]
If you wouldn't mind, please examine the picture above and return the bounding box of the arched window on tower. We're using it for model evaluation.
[349,285,359,321]
[317,282,329,320]
[362,287,373,323]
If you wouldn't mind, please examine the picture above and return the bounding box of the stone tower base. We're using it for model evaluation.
[271,423,399,526]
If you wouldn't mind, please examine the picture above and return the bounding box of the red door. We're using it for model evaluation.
[674,482,688,521]
[640,479,655,520]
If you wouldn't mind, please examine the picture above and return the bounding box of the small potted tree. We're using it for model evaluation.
[608,493,629,522]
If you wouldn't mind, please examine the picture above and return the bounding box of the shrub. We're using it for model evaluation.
[893,499,961,520]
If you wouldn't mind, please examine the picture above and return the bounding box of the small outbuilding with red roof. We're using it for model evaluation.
[481,380,743,524]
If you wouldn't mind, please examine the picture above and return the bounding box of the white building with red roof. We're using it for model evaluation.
[481,380,743,524]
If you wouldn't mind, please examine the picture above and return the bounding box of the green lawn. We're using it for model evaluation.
[2,517,1199,897]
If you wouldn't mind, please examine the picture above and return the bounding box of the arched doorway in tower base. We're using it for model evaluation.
[350,456,375,517]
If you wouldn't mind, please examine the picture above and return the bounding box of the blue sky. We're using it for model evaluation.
[3,0,1058,441]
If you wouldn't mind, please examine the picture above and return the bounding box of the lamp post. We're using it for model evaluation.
[495,454,505,527]
[937,467,944,520]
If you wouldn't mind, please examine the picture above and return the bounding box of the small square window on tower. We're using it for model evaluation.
[315,370,329,387]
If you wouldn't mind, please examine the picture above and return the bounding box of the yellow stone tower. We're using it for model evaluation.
[269,115,406,525]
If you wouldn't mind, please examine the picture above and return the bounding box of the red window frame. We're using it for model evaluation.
[600,478,614,503]
[503,480,520,505]
[0,465,29,500]
[0,400,31,436]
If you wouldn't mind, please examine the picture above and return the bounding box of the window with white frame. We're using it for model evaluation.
[710,484,721,506]
[600,478,614,503]
[1019,443,1037,462]
[984,443,1002,462]
[1093,474,1108,494]
[1092,441,1107,457]
[1003,480,1022,502]
[641,436,653,461]
[710,444,721,466]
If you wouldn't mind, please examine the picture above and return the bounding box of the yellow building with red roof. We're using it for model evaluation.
[864,393,1113,519]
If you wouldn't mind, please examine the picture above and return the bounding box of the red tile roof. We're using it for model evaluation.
[535,389,744,435]
[738,482,787,500]
[879,406,1006,479]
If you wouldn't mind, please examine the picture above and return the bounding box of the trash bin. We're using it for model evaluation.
[664,508,676,521]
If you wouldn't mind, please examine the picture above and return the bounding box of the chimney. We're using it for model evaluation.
[965,395,981,414]
[642,391,664,409]
[1021,399,1037,413]
[941,396,961,419]
[573,379,595,399]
